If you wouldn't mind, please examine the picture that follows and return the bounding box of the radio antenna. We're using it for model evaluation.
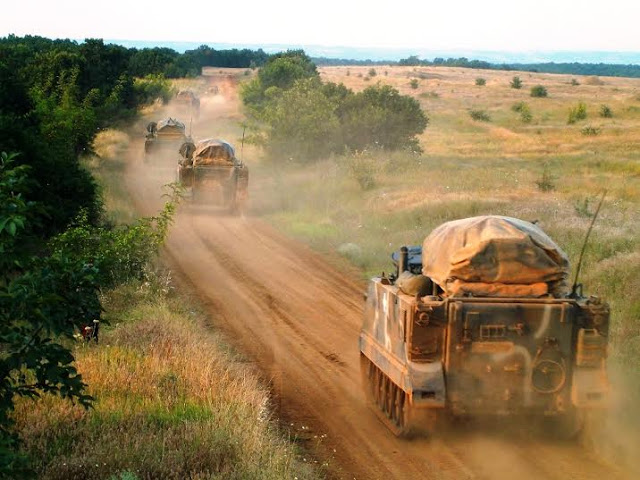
[571,190,606,297]
[241,125,246,160]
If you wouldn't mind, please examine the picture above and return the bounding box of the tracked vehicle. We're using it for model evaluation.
[175,89,200,118]
[177,138,248,213]
[144,118,187,160]
[359,216,609,437]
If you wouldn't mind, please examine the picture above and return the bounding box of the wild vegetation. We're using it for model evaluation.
[0,36,321,478]
[241,51,428,161]
[251,64,640,469]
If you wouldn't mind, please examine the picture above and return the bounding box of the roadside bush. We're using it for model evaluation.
[600,104,613,118]
[530,85,548,97]
[346,152,378,190]
[410,79,419,89]
[469,109,491,122]
[510,76,523,89]
[475,77,486,86]
[368,68,377,77]
[567,101,588,124]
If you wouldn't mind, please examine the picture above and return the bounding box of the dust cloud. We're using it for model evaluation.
[109,70,638,480]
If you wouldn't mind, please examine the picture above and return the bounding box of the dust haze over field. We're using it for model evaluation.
[112,65,640,479]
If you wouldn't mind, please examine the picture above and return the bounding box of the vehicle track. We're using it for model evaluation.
[122,83,631,480]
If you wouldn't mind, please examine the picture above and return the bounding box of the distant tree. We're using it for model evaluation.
[530,85,548,97]
[599,104,613,118]
[368,68,377,77]
[340,84,428,152]
[510,76,523,89]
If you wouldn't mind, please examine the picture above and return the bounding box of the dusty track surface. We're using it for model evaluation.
[123,75,631,480]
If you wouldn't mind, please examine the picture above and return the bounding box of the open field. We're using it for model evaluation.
[248,66,640,473]
[75,66,638,478]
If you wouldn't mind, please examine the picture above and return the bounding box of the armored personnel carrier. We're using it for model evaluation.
[359,216,609,437]
[175,90,200,118]
[176,138,248,213]
[144,118,187,160]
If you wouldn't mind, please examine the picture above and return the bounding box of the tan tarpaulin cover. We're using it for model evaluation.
[421,216,570,297]
[193,139,236,166]
[156,118,185,134]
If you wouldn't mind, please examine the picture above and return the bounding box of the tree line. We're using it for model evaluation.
[397,55,640,78]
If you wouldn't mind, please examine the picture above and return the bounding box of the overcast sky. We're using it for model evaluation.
[1,0,639,52]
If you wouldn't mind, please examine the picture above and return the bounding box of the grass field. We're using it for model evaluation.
[247,65,640,465]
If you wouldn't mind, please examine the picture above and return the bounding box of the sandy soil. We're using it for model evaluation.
[122,73,632,480]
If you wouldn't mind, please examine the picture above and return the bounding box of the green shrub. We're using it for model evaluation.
[600,104,613,118]
[510,76,523,89]
[133,74,174,105]
[535,163,555,191]
[368,68,377,77]
[581,125,601,136]
[475,77,486,86]
[530,85,548,97]
[567,101,588,124]
[469,109,491,122]
[517,103,533,123]
[570,78,580,86]
[409,79,419,89]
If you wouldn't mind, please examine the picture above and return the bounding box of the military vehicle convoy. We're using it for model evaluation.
[144,118,187,160]
[359,216,609,437]
[176,138,248,213]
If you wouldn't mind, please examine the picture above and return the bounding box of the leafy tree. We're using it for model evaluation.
[510,76,523,89]
[241,50,319,115]
[259,78,340,161]
[340,84,428,152]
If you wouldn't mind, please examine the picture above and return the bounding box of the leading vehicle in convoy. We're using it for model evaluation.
[359,216,609,437]
[176,138,248,213]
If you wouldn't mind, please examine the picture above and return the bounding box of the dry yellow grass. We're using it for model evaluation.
[251,65,640,466]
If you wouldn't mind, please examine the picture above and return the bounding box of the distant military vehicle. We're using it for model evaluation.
[360,216,609,437]
[144,118,187,160]
[176,138,248,213]
[175,89,200,118]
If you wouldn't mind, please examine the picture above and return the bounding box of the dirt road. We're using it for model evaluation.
[124,77,631,480]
